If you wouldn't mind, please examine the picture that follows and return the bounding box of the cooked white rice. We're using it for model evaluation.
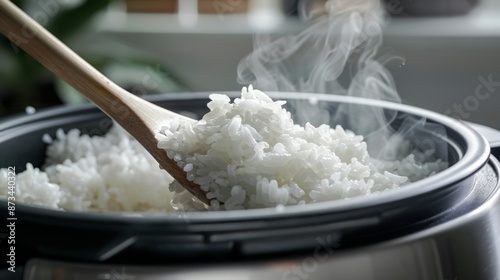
[157,86,448,211]
[0,126,176,212]
[0,86,447,212]
[25,106,36,114]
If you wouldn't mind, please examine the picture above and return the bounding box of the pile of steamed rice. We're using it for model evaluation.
[0,86,447,212]
[0,126,177,212]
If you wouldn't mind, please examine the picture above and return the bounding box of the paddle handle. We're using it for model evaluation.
[0,0,137,116]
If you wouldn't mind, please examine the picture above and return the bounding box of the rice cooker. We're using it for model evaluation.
[0,92,499,280]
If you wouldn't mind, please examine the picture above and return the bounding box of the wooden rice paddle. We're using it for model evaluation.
[0,0,210,205]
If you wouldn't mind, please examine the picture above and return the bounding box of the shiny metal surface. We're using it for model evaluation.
[24,157,500,280]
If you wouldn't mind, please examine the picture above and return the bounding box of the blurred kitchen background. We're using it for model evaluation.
[0,0,499,129]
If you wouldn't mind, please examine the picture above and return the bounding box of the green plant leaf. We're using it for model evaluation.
[46,0,114,41]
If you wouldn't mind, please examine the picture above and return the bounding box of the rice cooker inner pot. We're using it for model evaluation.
[0,92,492,264]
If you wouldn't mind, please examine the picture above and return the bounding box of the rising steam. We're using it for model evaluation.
[237,0,447,161]
[238,0,398,94]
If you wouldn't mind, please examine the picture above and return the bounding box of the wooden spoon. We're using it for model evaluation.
[0,0,210,205]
